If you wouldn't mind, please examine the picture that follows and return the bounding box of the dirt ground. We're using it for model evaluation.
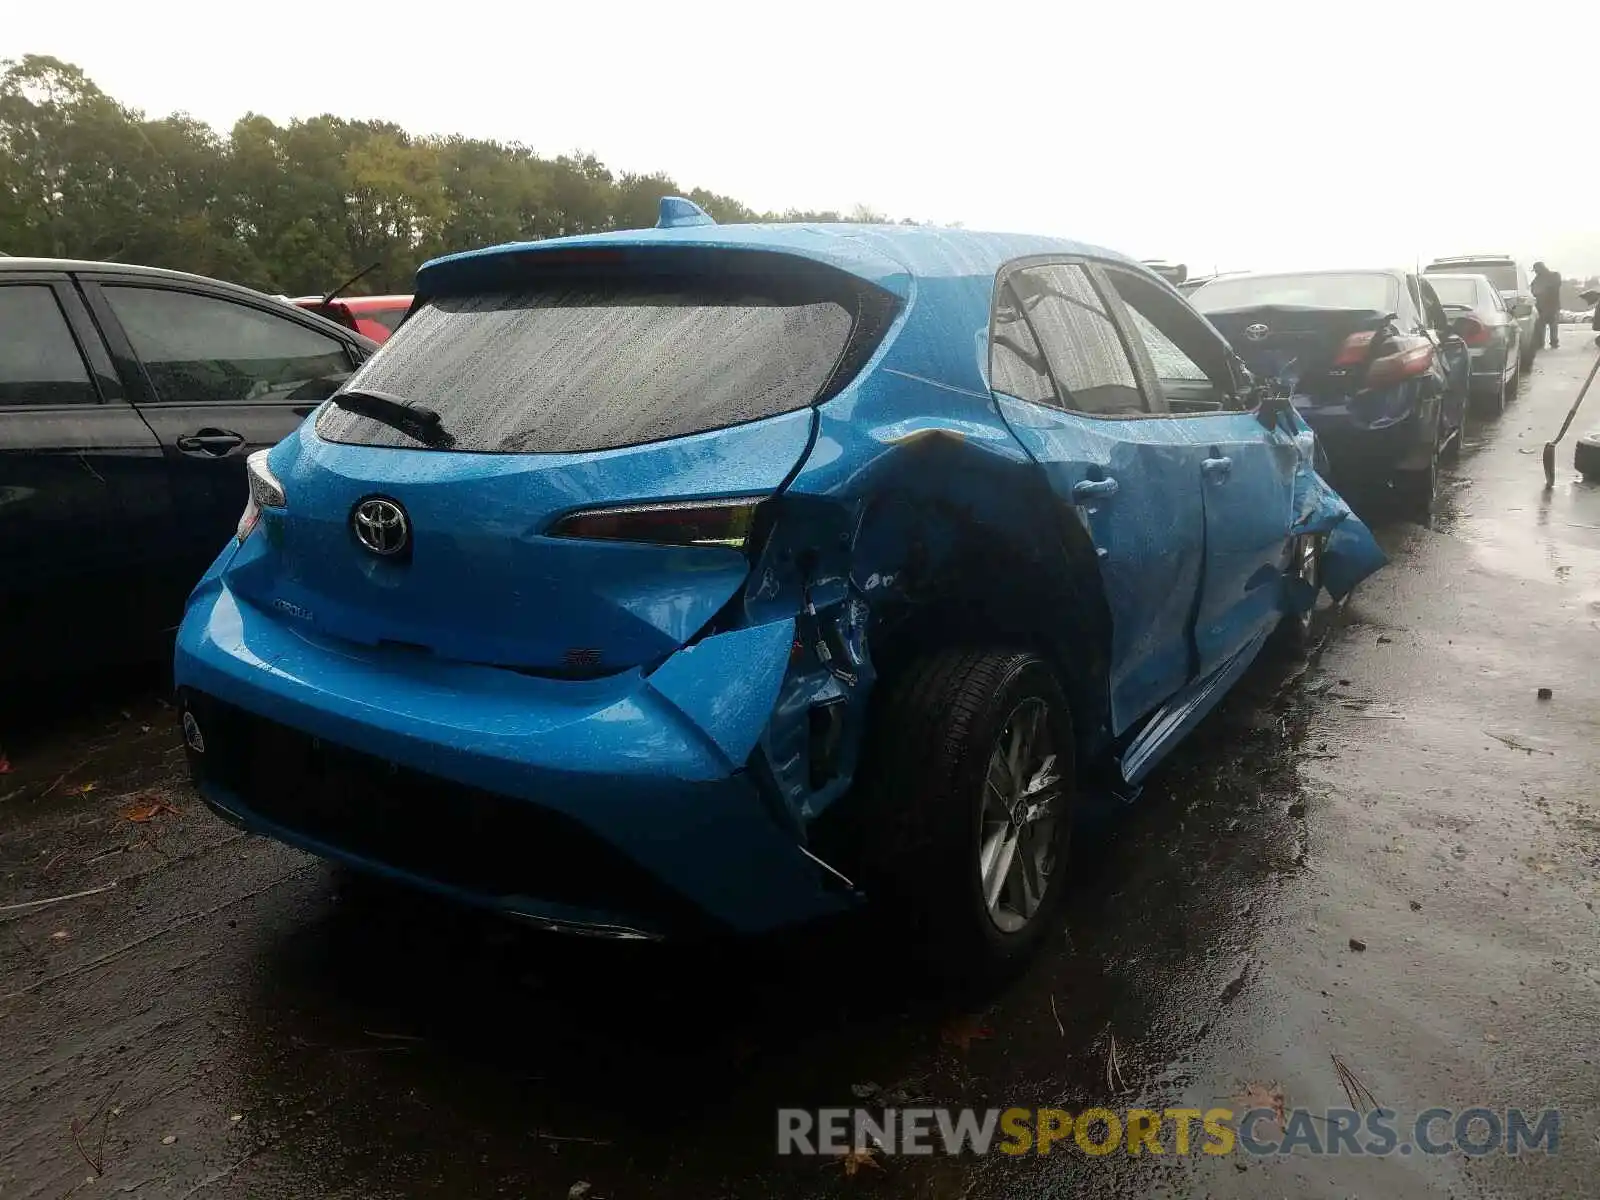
[3,342,1599,1199]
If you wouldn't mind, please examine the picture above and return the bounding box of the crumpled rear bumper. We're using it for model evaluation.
[174,577,852,936]
[1285,452,1386,609]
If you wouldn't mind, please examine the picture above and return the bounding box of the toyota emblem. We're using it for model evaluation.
[352,497,410,557]
[1243,323,1271,341]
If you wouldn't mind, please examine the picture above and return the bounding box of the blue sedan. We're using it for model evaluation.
[174,200,1383,976]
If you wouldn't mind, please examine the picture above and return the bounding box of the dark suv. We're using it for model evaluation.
[0,259,375,684]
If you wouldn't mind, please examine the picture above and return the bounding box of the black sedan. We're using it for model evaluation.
[0,258,376,687]
[1421,272,1522,414]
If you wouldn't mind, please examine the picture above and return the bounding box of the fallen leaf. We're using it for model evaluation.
[161,1135,176,1145]
[50,930,70,941]
[122,799,180,824]
[939,1014,992,1052]
[567,1183,592,1200]
[72,781,98,795]
[834,1146,883,1177]
[230,1113,243,1123]
[1484,1033,1499,1043]
[1239,1081,1287,1131]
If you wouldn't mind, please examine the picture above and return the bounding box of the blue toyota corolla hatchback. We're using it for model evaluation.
[175,200,1383,975]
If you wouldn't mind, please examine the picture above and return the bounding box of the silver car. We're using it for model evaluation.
[1425,272,1522,414]
[1423,255,1536,370]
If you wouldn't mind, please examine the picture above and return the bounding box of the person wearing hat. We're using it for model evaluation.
[1531,262,1563,350]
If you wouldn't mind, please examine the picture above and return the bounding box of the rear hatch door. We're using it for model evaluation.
[234,249,897,674]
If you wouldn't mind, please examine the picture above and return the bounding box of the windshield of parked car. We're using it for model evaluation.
[1191,272,1399,313]
[1430,262,1518,291]
[316,278,862,453]
[1425,276,1483,308]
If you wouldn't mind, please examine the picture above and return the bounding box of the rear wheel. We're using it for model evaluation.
[1271,532,1323,650]
[1392,419,1440,524]
[1472,369,1507,418]
[853,648,1075,981]
[1575,432,1600,483]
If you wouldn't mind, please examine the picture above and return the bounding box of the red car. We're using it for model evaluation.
[291,294,412,343]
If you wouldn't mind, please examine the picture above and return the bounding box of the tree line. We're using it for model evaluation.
[0,55,896,297]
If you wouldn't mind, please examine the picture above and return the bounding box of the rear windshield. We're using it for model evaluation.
[1426,276,1482,307]
[1428,261,1518,291]
[1192,272,1399,313]
[316,281,859,453]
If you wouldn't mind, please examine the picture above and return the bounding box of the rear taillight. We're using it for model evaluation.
[1331,332,1434,387]
[1366,340,1434,388]
[237,450,286,543]
[1456,317,1490,347]
[548,497,764,551]
[1331,331,1377,367]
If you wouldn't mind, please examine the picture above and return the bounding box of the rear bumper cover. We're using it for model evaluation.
[1294,395,1429,476]
[174,579,851,936]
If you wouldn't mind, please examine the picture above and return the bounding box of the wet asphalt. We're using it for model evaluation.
[3,343,1600,1199]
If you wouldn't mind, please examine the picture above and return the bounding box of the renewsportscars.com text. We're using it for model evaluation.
[777,1106,1561,1158]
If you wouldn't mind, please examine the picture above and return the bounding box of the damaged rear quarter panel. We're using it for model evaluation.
[746,266,1113,832]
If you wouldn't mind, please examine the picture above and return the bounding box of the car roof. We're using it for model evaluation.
[0,256,268,291]
[417,222,1139,299]
[1,256,376,347]
[1194,267,1407,282]
[1426,254,1515,265]
[292,294,413,309]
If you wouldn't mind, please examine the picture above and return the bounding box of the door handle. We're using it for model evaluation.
[176,429,245,456]
[1202,456,1233,478]
[1071,477,1119,501]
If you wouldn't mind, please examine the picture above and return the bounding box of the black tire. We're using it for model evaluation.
[1270,533,1323,651]
[1521,338,1537,370]
[1392,419,1440,524]
[851,648,1075,982]
[1576,433,1600,482]
[1471,370,1506,418]
[1441,404,1466,463]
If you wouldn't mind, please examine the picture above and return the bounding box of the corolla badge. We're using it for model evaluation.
[352,497,410,556]
[1244,323,1271,341]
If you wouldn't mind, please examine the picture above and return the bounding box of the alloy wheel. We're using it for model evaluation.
[978,697,1062,934]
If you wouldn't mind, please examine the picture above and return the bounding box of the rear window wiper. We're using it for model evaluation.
[332,388,456,449]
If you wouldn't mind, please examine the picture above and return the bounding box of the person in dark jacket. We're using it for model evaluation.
[1531,261,1562,350]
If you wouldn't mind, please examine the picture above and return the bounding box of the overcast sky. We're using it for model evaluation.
[9,1,1600,276]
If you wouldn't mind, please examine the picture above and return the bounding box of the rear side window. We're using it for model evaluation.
[105,286,354,405]
[317,278,868,454]
[0,285,97,406]
[990,285,1056,404]
[1006,264,1145,415]
[1429,261,1518,291]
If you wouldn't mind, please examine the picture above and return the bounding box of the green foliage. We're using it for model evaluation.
[0,56,903,294]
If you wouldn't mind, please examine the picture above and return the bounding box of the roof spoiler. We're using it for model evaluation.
[655,196,716,230]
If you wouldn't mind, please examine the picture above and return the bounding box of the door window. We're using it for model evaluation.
[1006,264,1145,415]
[0,285,97,406]
[1101,267,1236,405]
[1123,306,1209,381]
[103,286,353,405]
